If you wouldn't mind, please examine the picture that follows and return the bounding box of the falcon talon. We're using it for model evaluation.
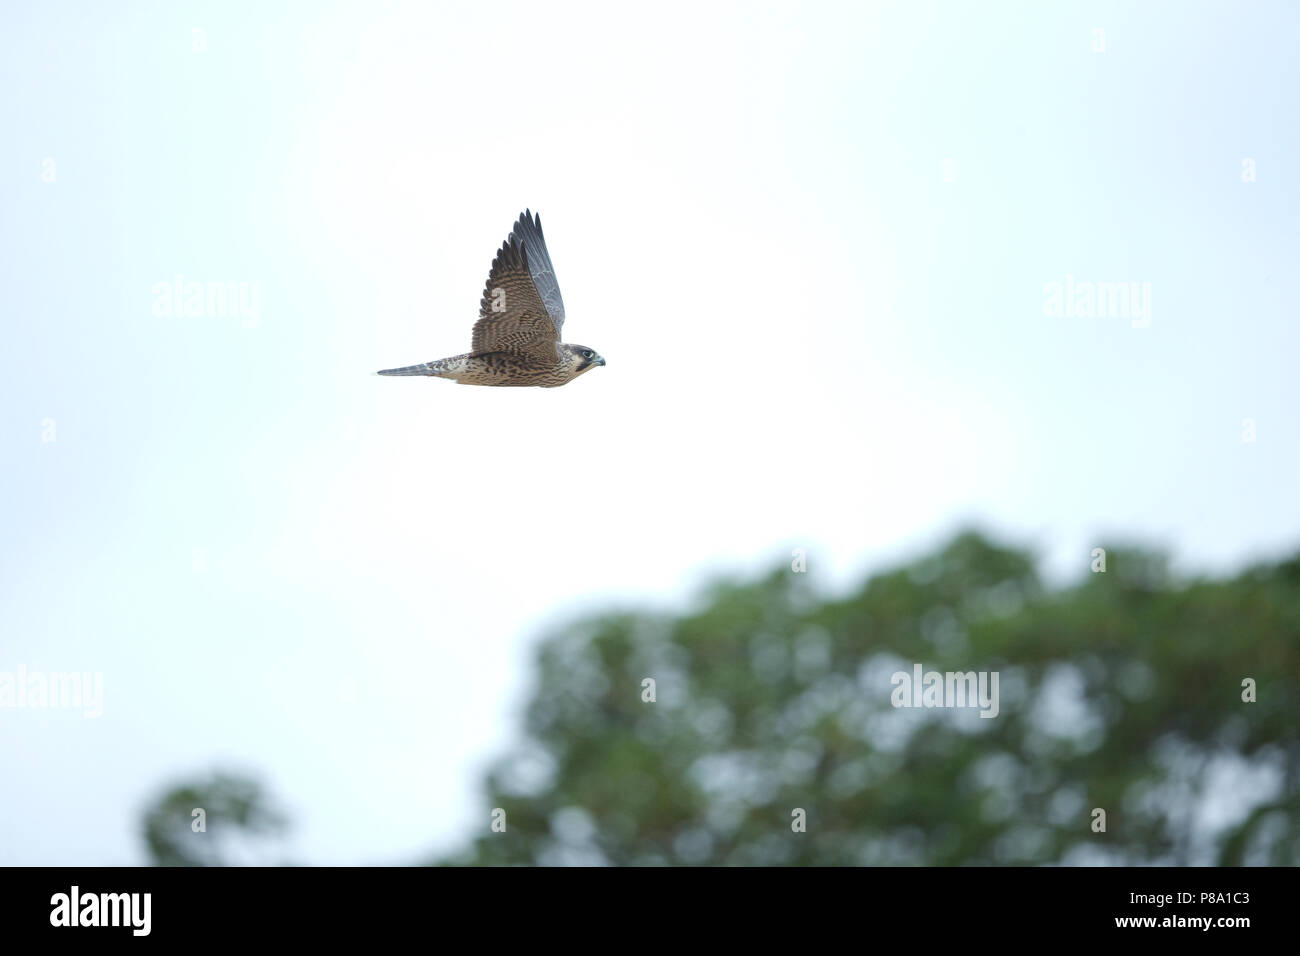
[376,210,606,388]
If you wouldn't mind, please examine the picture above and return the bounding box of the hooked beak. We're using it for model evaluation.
[596,356,606,367]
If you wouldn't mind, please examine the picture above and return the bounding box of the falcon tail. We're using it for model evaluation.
[376,362,438,376]
[377,355,473,379]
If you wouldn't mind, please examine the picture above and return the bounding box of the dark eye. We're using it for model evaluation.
[582,350,593,359]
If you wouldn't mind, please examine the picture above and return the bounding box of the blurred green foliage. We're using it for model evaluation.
[142,771,289,866]
[434,531,1299,865]
[142,532,1299,866]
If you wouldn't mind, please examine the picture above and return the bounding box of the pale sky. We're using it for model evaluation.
[2,1,1297,865]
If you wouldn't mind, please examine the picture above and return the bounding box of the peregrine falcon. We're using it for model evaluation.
[377,210,605,387]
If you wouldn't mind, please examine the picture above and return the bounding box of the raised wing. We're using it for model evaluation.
[471,210,566,364]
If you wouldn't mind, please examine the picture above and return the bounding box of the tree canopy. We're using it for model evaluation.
[433,531,1299,865]
[142,531,1300,865]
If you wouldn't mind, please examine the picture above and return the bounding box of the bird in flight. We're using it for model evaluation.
[377,210,605,387]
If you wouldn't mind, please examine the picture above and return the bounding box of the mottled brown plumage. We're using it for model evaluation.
[377,210,605,387]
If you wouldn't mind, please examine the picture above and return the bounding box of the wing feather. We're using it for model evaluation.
[471,210,566,363]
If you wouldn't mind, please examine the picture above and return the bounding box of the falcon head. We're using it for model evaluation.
[562,343,606,377]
